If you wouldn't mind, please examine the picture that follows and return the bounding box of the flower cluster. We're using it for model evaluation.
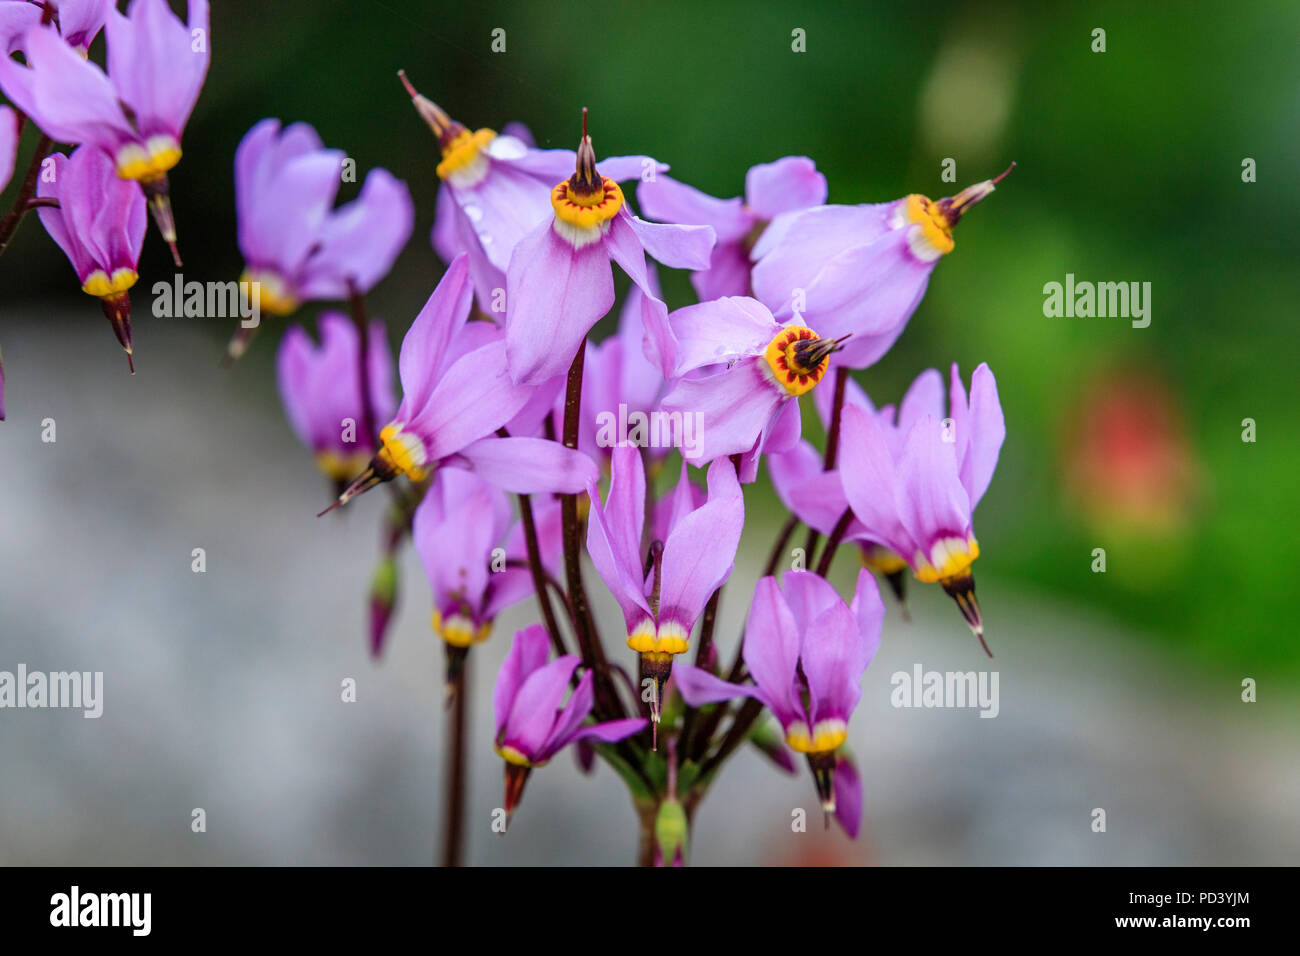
[4,20,1011,860]
[266,70,1012,864]
[0,0,209,379]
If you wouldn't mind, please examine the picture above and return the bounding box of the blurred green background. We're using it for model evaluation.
[4,0,1296,677]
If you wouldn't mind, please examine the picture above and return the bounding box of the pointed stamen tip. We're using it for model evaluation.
[397,69,417,98]
[167,240,182,267]
[581,106,588,138]
[989,161,1016,186]
[975,629,994,658]
[316,498,344,518]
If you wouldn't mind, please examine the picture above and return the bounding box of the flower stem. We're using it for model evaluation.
[440,648,469,867]
[559,343,622,719]
[801,367,848,568]
[516,490,568,657]
[346,281,378,451]
[814,507,854,578]
[0,134,53,258]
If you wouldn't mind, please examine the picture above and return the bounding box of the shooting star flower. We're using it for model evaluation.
[586,445,744,735]
[228,117,413,360]
[658,296,846,480]
[36,145,145,371]
[321,254,597,513]
[838,363,1005,654]
[0,0,211,263]
[504,108,715,384]
[750,166,1013,369]
[0,0,108,55]
[276,311,396,488]
[674,569,884,824]
[493,623,646,826]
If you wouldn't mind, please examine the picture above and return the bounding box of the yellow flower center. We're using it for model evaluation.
[436,128,496,184]
[432,608,491,648]
[376,423,429,482]
[626,618,689,655]
[913,535,980,584]
[114,135,182,183]
[550,176,623,242]
[240,269,298,316]
[81,267,138,299]
[762,326,831,397]
[494,744,535,767]
[315,450,371,481]
[785,718,848,755]
[860,544,908,575]
[900,193,955,261]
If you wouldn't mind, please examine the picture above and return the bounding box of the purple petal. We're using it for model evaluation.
[636,175,752,242]
[741,577,803,727]
[659,458,744,628]
[623,213,715,271]
[493,624,552,738]
[410,340,533,458]
[850,568,886,666]
[800,590,865,727]
[412,468,509,612]
[898,368,945,434]
[538,671,596,760]
[605,215,677,377]
[0,106,18,193]
[394,255,473,420]
[690,241,753,301]
[660,359,781,465]
[585,445,653,626]
[298,168,414,297]
[744,156,828,221]
[105,0,208,139]
[568,717,649,745]
[671,664,759,707]
[751,202,894,301]
[454,435,599,494]
[501,654,581,759]
[504,218,614,385]
[667,296,777,378]
[0,26,133,150]
[895,414,973,549]
[452,161,555,273]
[833,753,863,839]
[839,404,912,558]
[959,363,1005,510]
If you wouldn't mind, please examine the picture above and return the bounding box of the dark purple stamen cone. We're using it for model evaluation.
[884,568,910,621]
[141,175,181,267]
[502,762,531,831]
[807,751,837,828]
[99,293,135,373]
[941,570,990,657]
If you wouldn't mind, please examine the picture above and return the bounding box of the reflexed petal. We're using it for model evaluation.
[411,340,532,458]
[493,624,552,737]
[661,359,781,465]
[741,577,803,726]
[106,0,208,138]
[623,213,715,271]
[502,654,580,757]
[636,175,752,242]
[839,404,911,557]
[896,414,973,547]
[959,363,1005,510]
[744,156,827,221]
[585,445,653,625]
[671,664,760,708]
[455,436,598,494]
[538,671,596,760]
[0,26,133,150]
[667,296,778,378]
[394,255,473,420]
[658,457,744,627]
[298,168,414,298]
[504,219,615,385]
